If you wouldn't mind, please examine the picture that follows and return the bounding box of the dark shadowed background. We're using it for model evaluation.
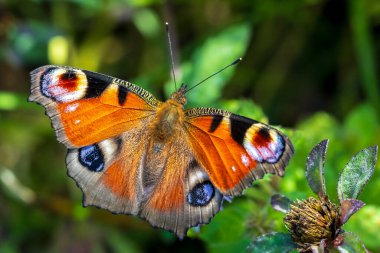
[0,0,379,252]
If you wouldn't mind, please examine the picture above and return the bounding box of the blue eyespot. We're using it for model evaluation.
[187,181,215,206]
[78,144,104,172]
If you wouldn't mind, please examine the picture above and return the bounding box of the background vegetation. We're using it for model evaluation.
[0,0,379,252]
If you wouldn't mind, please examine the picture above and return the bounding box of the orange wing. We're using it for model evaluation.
[29,65,159,148]
[29,65,294,238]
[65,127,151,217]
[184,108,294,196]
[29,65,165,228]
[139,131,223,238]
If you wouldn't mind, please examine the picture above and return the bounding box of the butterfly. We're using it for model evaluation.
[29,65,294,238]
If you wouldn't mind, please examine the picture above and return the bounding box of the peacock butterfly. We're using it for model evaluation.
[29,63,294,238]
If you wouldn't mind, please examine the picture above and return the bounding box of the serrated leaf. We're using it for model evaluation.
[340,199,365,225]
[337,146,378,201]
[246,232,297,253]
[306,139,328,196]
[270,194,292,214]
[337,232,369,253]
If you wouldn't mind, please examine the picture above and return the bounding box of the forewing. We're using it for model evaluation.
[184,108,294,196]
[29,65,159,148]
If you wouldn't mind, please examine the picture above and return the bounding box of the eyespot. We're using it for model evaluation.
[187,181,215,206]
[243,124,285,164]
[40,68,87,102]
[78,144,104,172]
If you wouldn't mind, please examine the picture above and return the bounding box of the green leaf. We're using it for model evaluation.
[337,146,378,201]
[197,200,255,253]
[306,140,328,196]
[0,92,29,110]
[337,232,369,253]
[343,104,378,147]
[219,99,267,122]
[106,228,142,253]
[132,9,160,38]
[246,232,297,253]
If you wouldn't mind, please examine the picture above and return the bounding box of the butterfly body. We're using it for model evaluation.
[30,65,294,238]
[152,87,186,142]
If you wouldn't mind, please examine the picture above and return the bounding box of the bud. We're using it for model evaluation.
[284,195,341,251]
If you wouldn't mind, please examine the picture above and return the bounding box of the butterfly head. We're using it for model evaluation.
[170,83,187,106]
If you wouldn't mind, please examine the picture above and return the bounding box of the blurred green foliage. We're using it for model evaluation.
[0,0,379,252]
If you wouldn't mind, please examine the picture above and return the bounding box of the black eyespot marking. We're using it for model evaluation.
[188,159,198,170]
[78,144,104,172]
[117,86,129,106]
[115,137,123,154]
[61,70,77,80]
[258,127,271,140]
[187,181,215,206]
[209,115,223,133]
[82,70,112,98]
[230,114,257,146]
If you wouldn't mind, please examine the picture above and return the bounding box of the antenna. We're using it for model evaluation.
[185,57,242,93]
[165,22,177,90]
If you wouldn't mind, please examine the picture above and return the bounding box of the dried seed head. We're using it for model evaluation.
[284,196,341,252]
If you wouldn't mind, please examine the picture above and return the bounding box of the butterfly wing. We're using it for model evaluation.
[184,108,294,196]
[138,128,223,238]
[29,65,159,148]
[136,106,294,238]
[66,128,151,216]
[29,65,221,238]
[29,65,159,217]
[66,116,223,238]
[29,66,293,238]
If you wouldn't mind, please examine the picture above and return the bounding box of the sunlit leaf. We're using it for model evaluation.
[48,35,69,65]
[246,232,297,253]
[337,146,378,201]
[337,232,369,253]
[306,139,328,196]
[343,104,378,147]
[132,9,160,38]
[125,0,161,7]
[270,194,292,214]
[0,92,20,110]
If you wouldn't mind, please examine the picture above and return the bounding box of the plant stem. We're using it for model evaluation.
[349,0,380,114]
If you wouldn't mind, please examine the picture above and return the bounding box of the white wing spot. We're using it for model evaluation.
[244,142,263,163]
[231,166,236,172]
[74,119,81,124]
[241,154,250,167]
[65,103,79,113]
